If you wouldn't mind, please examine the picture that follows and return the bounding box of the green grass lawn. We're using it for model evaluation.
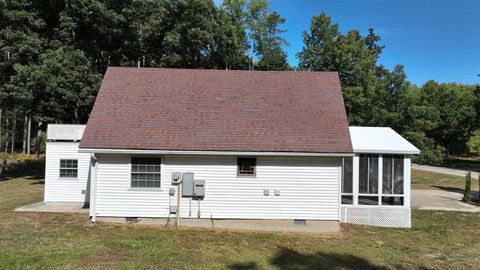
[412,169,480,192]
[1,161,480,269]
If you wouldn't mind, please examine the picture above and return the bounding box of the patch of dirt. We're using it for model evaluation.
[81,249,135,268]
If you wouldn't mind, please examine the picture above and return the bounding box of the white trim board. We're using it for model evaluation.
[78,148,354,157]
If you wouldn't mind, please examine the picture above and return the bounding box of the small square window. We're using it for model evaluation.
[59,159,78,178]
[237,158,256,176]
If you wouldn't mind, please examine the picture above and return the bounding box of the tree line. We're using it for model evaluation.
[0,0,478,164]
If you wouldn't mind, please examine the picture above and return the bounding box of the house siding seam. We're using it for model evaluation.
[94,155,341,220]
[44,142,91,203]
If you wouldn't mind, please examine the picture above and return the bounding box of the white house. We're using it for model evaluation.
[44,67,419,230]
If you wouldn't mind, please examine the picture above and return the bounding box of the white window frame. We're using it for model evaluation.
[128,156,163,190]
[357,154,380,205]
[341,157,354,205]
[59,158,78,179]
[350,154,407,207]
[380,154,405,206]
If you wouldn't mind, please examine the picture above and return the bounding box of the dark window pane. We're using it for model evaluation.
[341,195,353,204]
[359,155,378,194]
[342,158,353,193]
[358,196,378,205]
[368,155,378,194]
[237,158,256,176]
[382,196,404,206]
[359,155,369,193]
[132,164,139,172]
[393,157,404,194]
[383,156,393,194]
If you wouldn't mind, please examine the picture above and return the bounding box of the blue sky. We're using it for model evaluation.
[216,0,479,86]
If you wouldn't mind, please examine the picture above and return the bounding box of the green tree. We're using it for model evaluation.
[4,46,101,124]
[213,0,249,69]
[297,13,387,124]
[245,0,289,70]
[255,11,289,71]
[158,0,219,68]
[57,0,127,72]
[298,13,383,86]
[462,171,472,203]
[416,81,476,155]
[245,0,268,68]
[467,130,480,156]
[0,0,47,153]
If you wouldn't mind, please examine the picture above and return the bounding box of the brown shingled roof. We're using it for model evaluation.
[79,67,352,153]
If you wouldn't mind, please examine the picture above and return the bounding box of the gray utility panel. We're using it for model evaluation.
[172,172,182,184]
[193,180,205,197]
[182,172,194,197]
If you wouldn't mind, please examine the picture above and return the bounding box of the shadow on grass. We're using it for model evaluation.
[433,185,464,194]
[31,180,45,185]
[229,247,414,270]
[433,185,479,196]
[0,159,45,182]
[229,262,258,270]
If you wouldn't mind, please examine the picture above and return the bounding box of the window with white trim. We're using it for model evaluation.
[59,159,78,178]
[358,154,379,205]
[131,158,161,188]
[237,158,256,176]
[341,157,353,204]
[382,155,404,205]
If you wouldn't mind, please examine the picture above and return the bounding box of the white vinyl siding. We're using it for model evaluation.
[44,142,91,203]
[94,155,341,220]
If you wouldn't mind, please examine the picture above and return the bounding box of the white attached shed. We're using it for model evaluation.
[44,124,91,204]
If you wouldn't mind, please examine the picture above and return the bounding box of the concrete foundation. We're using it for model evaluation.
[14,202,89,214]
[96,217,340,233]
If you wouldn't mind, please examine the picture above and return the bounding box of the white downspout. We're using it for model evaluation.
[91,154,98,223]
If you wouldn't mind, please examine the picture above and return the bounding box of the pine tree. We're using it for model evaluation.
[462,171,472,203]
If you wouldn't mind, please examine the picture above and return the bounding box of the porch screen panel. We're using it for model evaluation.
[359,154,378,194]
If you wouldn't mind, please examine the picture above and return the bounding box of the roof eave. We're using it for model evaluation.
[78,148,354,157]
[352,149,421,155]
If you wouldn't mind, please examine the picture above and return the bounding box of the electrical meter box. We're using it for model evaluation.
[171,172,182,184]
[193,180,205,197]
[182,172,194,197]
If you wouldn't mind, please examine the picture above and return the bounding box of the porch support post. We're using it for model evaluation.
[404,156,411,208]
[352,154,359,205]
